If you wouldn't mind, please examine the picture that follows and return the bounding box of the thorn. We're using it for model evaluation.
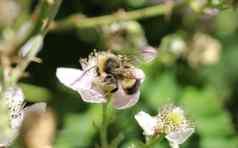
[32,57,43,63]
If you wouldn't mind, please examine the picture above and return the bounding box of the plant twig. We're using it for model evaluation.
[169,142,180,148]
[143,135,161,148]
[50,4,169,31]
[15,0,62,54]
[100,103,109,148]
[8,0,62,86]
[110,133,124,148]
[33,0,63,36]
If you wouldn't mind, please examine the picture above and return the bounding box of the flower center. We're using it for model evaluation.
[166,112,183,127]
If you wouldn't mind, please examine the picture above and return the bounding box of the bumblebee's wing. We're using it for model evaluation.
[165,128,195,144]
[56,67,106,103]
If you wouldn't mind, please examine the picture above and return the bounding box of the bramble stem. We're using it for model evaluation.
[110,133,124,148]
[33,0,63,36]
[169,142,180,148]
[50,4,169,31]
[143,135,161,148]
[9,0,62,86]
[15,0,63,54]
[100,103,109,148]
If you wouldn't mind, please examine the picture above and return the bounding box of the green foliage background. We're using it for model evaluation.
[4,0,238,147]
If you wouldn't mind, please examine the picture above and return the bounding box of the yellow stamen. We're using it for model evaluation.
[166,112,183,127]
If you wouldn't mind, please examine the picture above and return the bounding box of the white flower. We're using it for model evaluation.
[0,86,46,147]
[56,52,145,109]
[135,105,194,146]
[188,32,221,66]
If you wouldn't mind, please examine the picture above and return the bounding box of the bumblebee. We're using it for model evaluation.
[94,52,141,95]
[57,51,144,106]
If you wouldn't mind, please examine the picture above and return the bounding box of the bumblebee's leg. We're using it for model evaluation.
[70,65,97,86]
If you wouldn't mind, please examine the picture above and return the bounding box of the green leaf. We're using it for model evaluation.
[180,86,224,117]
[201,137,238,148]
[19,83,52,102]
[197,112,234,137]
[142,71,179,110]
[54,105,102,148]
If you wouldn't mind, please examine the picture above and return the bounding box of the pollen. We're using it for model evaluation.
[121,78,136,88]
[166,111,184,127]
[155,105,189,134]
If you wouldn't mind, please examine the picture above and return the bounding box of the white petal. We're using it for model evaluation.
[111,84,140,109]
[56,67,106,103]
[10,103,47,132]
[24,102,47,113]
[4,87,25,129]
[132,68,145,81]
[78,88,106,103]
[172,107,185,116]
[10,111,24,130]
[134,111,157,136]
[80,56,97,70]
[165,128,195,145]
[56,67,85,90]
[5,86,24,105]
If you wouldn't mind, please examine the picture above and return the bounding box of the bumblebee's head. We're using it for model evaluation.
[97,53,120,75]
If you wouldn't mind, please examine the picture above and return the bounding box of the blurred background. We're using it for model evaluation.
[1,0,238,148]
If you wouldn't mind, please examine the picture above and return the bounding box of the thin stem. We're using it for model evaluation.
[110,133,124,148]
[8,0,62,85]
[143,135,161,148]
[33,0,63,36]
[169,142,180,148]
[15,0,62,53]
[100,103,109,148]
[50,4,169,31]
[10,36,43,85]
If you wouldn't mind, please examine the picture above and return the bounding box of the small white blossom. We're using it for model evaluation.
[0,86,46,147]
[135,105,194,146]
[188,32,221,66]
